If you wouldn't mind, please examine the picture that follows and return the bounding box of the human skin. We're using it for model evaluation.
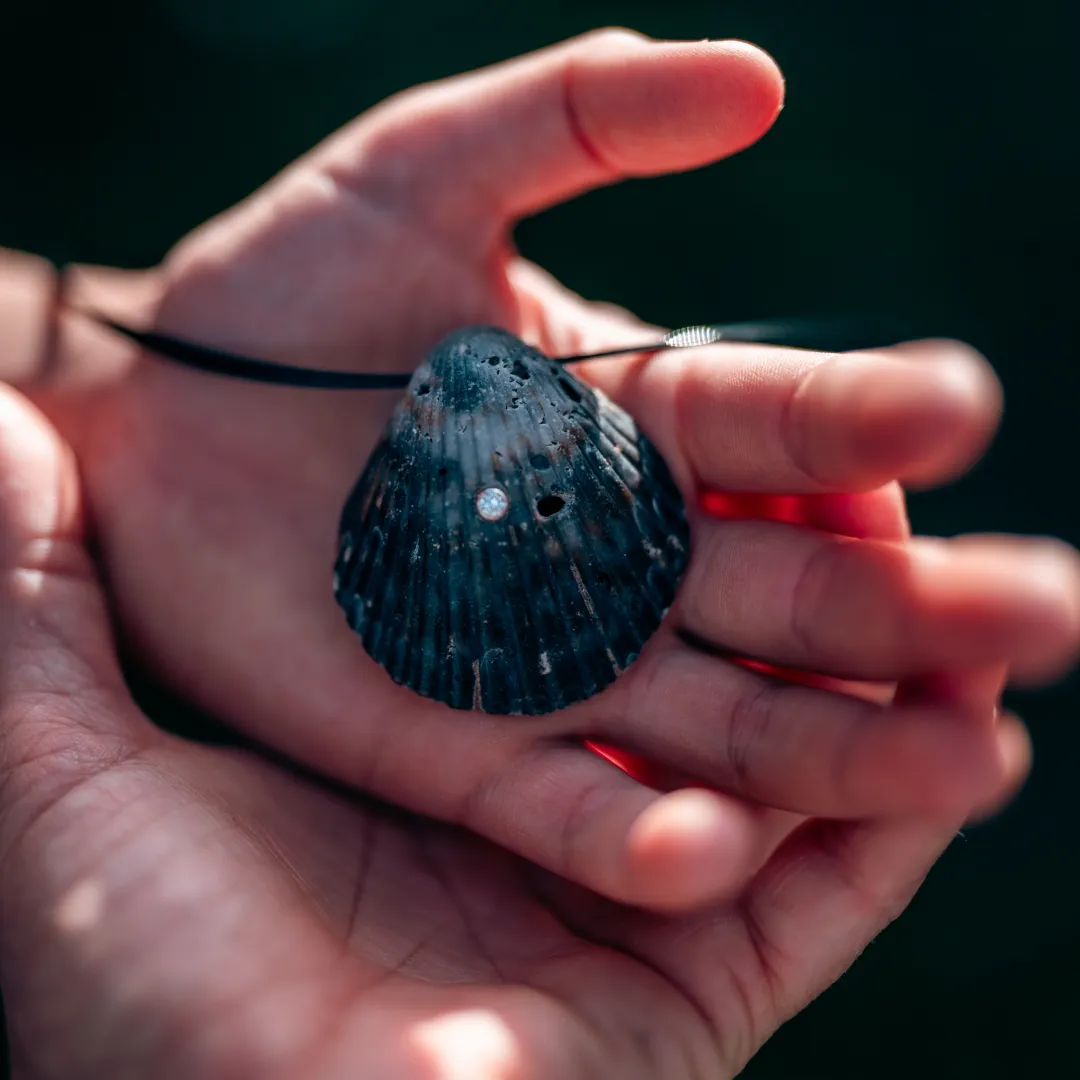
[0,29,1078,1079]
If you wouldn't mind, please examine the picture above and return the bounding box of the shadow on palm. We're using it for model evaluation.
[119,677,743,1077]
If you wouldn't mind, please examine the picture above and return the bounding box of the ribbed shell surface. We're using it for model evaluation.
[333,326,691,715]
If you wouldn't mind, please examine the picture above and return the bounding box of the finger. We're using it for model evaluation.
[527,808,975,1076]
[744,815,962,1014]
[0,249,57,384]
[862,338,1007,489]
[452,742,764,911]
[580,812,965,1072]
[328,629,1013,911]
[599,636,1008,820]
[509,258,1003,495]
[316,31,785,231]
[966,712,1032,822]
[892,665,1030,822]
[0,385,160,849]
[679,521,1080,682]
[580,338,1003,495]
[344,629,999,913]
[894,665,1006,717]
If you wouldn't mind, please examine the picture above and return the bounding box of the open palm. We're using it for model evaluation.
[4,32,1079,1076]
[0,396,1046,1077]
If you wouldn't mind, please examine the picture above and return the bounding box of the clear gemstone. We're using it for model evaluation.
[475,486,509,521]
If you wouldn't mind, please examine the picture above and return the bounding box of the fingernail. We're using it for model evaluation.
[835,354,997,478]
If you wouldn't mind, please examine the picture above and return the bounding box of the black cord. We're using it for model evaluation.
[97,318,412,390]
[84,312,905,391]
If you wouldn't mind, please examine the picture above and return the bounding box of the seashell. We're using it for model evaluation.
[87,309,889,715]
[333,325,691,715]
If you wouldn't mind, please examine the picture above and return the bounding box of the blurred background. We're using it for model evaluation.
[2,0,1077,1076]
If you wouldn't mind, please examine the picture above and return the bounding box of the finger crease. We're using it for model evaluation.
[778,359,834,490]
[561,60,620,180]
[788,540,845,661]
[556,774,611,887]
[726,680,778,791]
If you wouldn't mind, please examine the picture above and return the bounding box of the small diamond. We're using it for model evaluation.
[475,486,509,521]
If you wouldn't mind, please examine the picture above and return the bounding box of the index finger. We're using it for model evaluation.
[580,338,1003,495]
[509,260,1003,496]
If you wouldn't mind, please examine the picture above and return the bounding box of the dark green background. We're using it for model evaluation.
[2,0,1078,1076]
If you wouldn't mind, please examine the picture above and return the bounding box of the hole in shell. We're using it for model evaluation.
[488,355,500,366]
[530,453,551,470]
[536,494,566,518]
[437,466,448,477]
[416,383,431,395]
[558,378,581,404]
[510,359,530,380]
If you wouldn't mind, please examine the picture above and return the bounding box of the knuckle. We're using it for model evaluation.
[619,636,688,733]
[724,679,779,790]
[818,819,928,927]
[788,537,907,667]
[788,538,849,659]
[780,357,842,488]
[555,775,611,883]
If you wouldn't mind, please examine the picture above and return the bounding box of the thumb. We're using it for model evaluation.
[0,384,159,856]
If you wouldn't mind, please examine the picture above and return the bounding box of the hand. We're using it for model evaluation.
[0,391,1048,1078]
[10,31,1080,914]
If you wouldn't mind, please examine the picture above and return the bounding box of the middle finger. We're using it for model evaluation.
[577,338,1002,495]
[678,519,1080,682]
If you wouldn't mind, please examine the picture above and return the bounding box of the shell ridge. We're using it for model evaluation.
[610,478,674,621]
[485,363,597,710]
[526,380,614,708]
[448,355,476,708]
[582,450,659,639]
[576,417,670,625]
[433,370,453,707]
[590,411,685,611]
[340,440,393,602]
[357,491,395,661]
[376,419,420,682]
[382,419,416,684]
[541,436,612,699]
[631,430,693,554]
[461,369,501,711]
[489,382,537,713]
[420,387,450,701]
[342,440,398,640]
[571,392,690,663]
[597,390,639,446]
[578,419,678,652]
[471,347,531,712]
[335,440,386,605]
[556,414,641,644]
[580,392,644,484]
[457,354,491,709]
[507,365,596,712]
[587,412,644,490]
[633,433,693,611]
[404,394,435,698]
